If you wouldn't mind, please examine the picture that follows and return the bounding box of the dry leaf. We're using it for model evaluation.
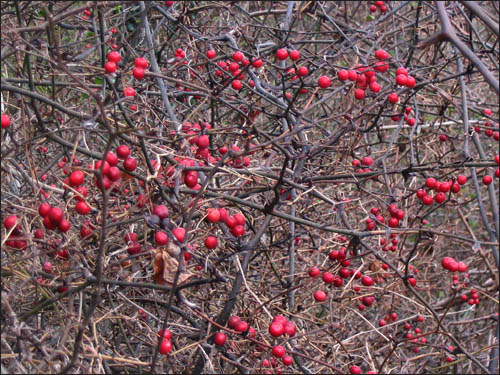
[153,249,193,286]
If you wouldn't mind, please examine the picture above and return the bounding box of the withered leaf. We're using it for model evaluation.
[153,249,193,286]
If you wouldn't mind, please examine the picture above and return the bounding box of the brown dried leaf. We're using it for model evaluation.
[153,249,193,286]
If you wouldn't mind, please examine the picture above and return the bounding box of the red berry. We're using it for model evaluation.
[483,175,492,185]
[159,339,172,354]
[104,61,117,73]
[75,201,91,215]
[3,215,17,230]
[343,71,355,82]
[134,57,148,68]
[298,66,308,76]
[58,219,71,232]
[422,195,433,205]
[69,170,85,186]
[284,321,296,336]
[116,145,131,159]
[232,51,244,62]
[457,175,467,185]
[272,345,286,358]
[155,231,169,245]
[123,87,135,97]
[337,70,349,81]
[425,177,437,189]
[206,208,220,223]
[232,80,242,90]
[374,61,389,72]
[172,227,186,243]
[396,67,408,76]
[214,332,226,346]
[362,156,373,166]
[435,192,446,203]
[269,322,285,337]
[406,76,416,87]
[276,49,288,60]
[396,74,408,86]
[308,267,321,277]
[49,207,64,224]
[233,213,246,226]
[457,261,467,272]
[228,316,241,328]
[106,151,118,166]
[354,89,365,100]
[231,225,245,237]
[322,272,335,284]
[318,76,331,88]
[234,320,249,332]
[206,50,216,59]
[369,81,381,92]
[38,203,51,217]
[375,49,389,60]
[388,217,399,228]
[362,296,375,306]
[361,275,374,286]
[105,167,120,182]
[350,365,363,374]
[184,171,198,187]
[379,319,387,327]
[218,208,229,223]
[441,257,458,272]
[123,157,137,171]
[205,235,218,249]
[282,355,293,366]
[252,58,263,68]
[158,328,172,340]
[107,51,121,63]
[289,50,300,60]
[313,290,327,301]
[387,93,399,103]
[1,113,11,128]
[133,67,145,80]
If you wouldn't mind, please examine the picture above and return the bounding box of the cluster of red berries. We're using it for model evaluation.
[369,0,387,14]
[228,315,256,337]
[157,328,173,354]
[379,233,403,253]
[352,156,378,180]
[3,215,27,250]
[275,48,301,61]
[460,288,480,306]
[133,56,149,80]
[185,121,215,162]
[220,144,252,169]
[38,203,71,232]
[475,108,500,141]
[91,145,136,190]
[416,176,465,205]
[331,49,410,106]
[268,315,296,338]
[366,204,405,230]
[441,257,468,273]
[104,51,120,74]
[104,51,135,96]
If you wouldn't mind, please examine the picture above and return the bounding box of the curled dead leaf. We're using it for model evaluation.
[153,249,193,285]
